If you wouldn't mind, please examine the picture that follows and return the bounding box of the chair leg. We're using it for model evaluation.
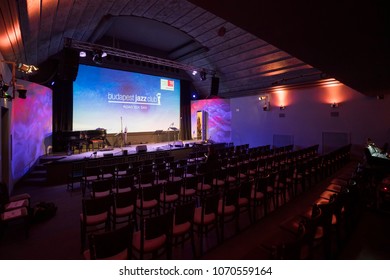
[80,221,86,253]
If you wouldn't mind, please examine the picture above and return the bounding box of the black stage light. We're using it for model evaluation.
[18,88,27,99]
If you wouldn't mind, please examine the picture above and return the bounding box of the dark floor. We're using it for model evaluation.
[1,160,390,260]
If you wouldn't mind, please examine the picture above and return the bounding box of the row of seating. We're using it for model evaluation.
[259,151,360,259]
[82,143,354,260]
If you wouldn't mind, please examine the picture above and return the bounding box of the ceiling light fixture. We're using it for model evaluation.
[199,70,207,81]
[66,38,216,77]
[92,50,105,64]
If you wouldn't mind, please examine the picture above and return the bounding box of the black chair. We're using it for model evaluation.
[218,186,240,241]
[251,175,267,220]
[112,189,138,230]
[172,200,196,257]
[136,184,161,218]
[80,196,112,251]
[90,179,113,198]
[84,224,133,260]
[132,210,174,259]
[193,192,220,256]
[160,180,181,212]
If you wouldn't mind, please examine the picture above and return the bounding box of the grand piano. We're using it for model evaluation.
[54,128,108,153]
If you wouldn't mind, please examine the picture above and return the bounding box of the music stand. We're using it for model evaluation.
[168,127,179,146]
[154,130,163,143]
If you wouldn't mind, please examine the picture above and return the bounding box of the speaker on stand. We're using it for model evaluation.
[210,76,219,96]
[58,48,79,81]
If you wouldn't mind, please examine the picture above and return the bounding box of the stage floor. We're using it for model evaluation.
[51,140,205,163]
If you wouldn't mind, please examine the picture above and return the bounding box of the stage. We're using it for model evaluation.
[43,140,217,186]
[55,140,201,162]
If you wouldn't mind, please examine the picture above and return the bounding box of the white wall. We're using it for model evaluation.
[231,81,390,157]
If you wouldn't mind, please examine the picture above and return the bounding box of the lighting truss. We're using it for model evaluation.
[67,38,216,76]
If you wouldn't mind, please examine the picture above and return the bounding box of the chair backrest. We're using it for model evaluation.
[115,175,135,191]
[141,184,161,202]
[82,196,112,217]
[184,175,198,190]
[186,164,197,176]
[224,187,240,207]
[143,210,173,240]
[239,179,252,199]
[255,174,270,192]
[165,180,182,196]
[90,179,113,198]
[157,168,170,182]
[317,194,337,231]
[88,224,133,259]
[138,171,156,186]
[84,165,102,178]
[114,188,138,209]
[174,201,195,225]
[203,192,220,215]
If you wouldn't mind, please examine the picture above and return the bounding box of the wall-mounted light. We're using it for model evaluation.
[1,60,36,100]
[17,63,39,74]
[263,101,270,111]
[331,102,338,108]
[258,95,270,111]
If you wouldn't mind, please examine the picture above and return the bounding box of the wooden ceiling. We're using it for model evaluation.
[1,0,388,98]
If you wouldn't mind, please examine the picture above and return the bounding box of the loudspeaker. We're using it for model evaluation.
[210,77,219,96]
[58,48,79,81]
[136,145,147,153]
[122,150,128,156]
[103,153,113,157]
[174,141,184,148]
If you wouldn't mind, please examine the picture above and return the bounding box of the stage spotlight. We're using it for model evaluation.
[17,88,27,99]
[17,63,39,74]
[1,83,9,92]
[191,92,199,100]
[92,50,105,64]
[79,51,87,57]
[192,70,197,76]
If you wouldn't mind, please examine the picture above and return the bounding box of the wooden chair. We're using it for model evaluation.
[84,224,133,260]
[113,175,134,194]
[132,210,174,259]
[136,184,161,218]
[160,180,181,212]
[251,175,267,220]
[193,192,220,256]
[90,179,113,198]
[112,189,138,230]
[172,201,196,257]
[80,196,112,251]
[218,186,240,241]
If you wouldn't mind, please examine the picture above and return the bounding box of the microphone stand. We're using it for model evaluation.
[120,116,123,149]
